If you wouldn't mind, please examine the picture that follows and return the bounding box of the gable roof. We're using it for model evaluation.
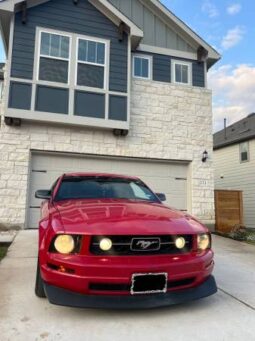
[0,0,220,66]
[214,113,255,150]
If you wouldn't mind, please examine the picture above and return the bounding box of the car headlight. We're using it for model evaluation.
[197,234,211,251]
[54,235,75,254]
[99,238,112,251]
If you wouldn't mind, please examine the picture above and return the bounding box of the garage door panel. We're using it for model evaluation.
[28,153,188,228]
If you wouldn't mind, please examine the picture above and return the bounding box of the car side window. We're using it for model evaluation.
[130,182,153,200]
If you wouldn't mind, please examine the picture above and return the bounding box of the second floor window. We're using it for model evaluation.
[133,55,151,80]
[77,38,106,89]
[39,31,70,84]
[240,142,249,162]
[172,60,192,85]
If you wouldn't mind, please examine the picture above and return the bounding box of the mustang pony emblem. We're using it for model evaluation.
[136,240,159,249]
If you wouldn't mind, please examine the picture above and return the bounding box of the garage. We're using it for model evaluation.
[27,152,189,228]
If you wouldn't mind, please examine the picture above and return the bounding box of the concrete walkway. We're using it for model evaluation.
[0,232,254,341]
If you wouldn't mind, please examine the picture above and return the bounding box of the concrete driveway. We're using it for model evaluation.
[0,232,254,341]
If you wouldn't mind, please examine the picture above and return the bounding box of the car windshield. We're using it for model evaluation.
[54,176,160,202]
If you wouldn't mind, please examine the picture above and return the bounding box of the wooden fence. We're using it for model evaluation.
[215,190,244,233]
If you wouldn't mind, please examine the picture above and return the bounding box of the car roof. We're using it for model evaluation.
[63,172,140,180]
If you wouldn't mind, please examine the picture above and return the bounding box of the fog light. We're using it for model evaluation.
[99,238,112,251]
[197,234,210,250]
[175,237,186,249]
[54,235,75,254]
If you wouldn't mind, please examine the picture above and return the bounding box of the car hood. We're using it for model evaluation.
[53,199,207,235]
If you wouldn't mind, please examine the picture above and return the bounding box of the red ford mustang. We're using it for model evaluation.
[35,173,217,309]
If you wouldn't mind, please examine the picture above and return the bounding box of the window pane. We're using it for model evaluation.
[41,32,50,55]
[87,41,96,63]
[240,142,249,162]
[181,65,188,83]
[97,42,105,64]
[60,36,70,59]
[78,40,88,62]
[50,34,61,58]
[175,64,182,82]
[141,58,149,78]
[41,32,69,59]
[39,57,68,83]
[134,57,142,77]
[77,63,104,88]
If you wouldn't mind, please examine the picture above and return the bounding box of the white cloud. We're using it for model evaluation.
[227,3,242,15]
[208,64,255,131]
[221,26,245,50]
[202,0,219,18]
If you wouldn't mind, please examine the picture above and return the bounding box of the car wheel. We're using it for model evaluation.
[35,259,46,298]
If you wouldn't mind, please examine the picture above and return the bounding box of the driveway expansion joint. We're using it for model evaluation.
[218,287,255,311]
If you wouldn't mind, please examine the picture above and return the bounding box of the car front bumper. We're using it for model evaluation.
[44,275,217,309]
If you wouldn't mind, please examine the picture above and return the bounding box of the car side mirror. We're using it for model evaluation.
[35,190,51,200]
[156,193,166,202]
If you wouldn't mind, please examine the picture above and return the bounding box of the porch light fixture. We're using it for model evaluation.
[202,150,208,163]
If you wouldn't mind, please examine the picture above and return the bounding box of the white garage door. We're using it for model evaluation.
[28,153,188,228]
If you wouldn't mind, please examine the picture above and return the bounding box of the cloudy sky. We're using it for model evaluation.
[0,1,254,132]
[162,0,255,132]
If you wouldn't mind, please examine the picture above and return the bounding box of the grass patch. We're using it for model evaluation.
[0,246,8,262]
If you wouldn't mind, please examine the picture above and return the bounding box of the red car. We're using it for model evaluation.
[35,173,217,309]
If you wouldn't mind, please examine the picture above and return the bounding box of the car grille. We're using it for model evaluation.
[89,278,196,292]
[90,235,194,255]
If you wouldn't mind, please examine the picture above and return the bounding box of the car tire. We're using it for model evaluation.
[35,259,46,298]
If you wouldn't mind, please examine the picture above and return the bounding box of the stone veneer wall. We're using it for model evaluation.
[0,79,214,229]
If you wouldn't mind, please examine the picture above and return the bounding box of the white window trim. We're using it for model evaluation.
[171,59,192,86]
[132,54,152,80]
[6,26,129,128]
[75,35,110,91]
[239,142,250,163]
[37,29,72,85]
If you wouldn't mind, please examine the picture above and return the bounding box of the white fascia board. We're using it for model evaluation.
[141,0,221,61]
[89,0,143,40]
[138,44,197,61]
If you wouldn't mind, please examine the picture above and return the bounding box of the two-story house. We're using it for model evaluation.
[214,114,255,230]
[0,0,220,229]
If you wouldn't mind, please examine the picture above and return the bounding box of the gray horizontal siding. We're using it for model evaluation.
[192,62,205,87]
[153,54,171,83]
[11,0,128,92]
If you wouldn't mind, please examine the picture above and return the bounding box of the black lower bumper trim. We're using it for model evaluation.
[44,276,217,309]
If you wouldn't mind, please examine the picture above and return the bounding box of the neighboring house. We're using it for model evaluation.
[214,113,255,229]
[0,0,220,229]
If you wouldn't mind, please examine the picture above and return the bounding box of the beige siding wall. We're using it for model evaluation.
[214,141,255,229]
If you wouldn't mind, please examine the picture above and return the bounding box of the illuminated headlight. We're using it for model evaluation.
[197,234,211,251]
[175,237,186,249]
[54,235,75,254]
[99,238,112,251]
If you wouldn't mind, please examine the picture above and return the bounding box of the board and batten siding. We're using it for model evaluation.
[214,140,255,229]
[11,0,128,93]
[108,0,195,53]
